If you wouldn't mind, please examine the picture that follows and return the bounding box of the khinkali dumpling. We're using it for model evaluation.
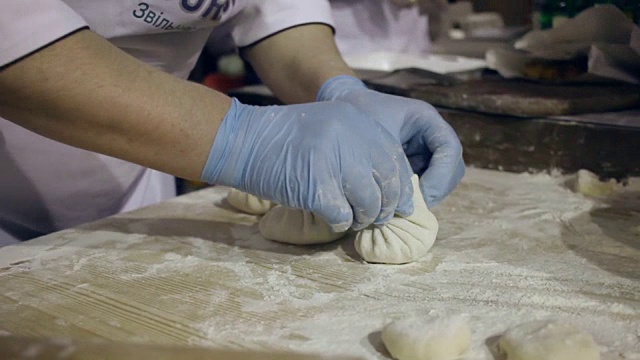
[227,188,276,215]
[355,175,438,264]
[259,206,347,245]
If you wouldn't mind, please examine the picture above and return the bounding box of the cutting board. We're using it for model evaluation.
[365,73,640,117]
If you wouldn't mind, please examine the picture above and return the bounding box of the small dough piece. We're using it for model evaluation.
[572,169,618,198]
[259,206,347,245]
[355,175,438,264]
[227,188,276,215]
[499,320,600,360]
[381,315,471,360]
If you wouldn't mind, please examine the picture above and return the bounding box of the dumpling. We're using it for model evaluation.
[259,206,347,245]
[226,188,276,215]
[382,315,472,360]
[354,175,438,264]
[498,320,600,360]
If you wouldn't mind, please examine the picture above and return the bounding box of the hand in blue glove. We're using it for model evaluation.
[317,75,465,208]
[201,99,414,231]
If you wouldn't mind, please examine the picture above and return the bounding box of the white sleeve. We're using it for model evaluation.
[230,0,335,48]
[0,1,88,68]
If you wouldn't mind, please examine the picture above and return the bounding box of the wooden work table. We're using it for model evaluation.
[1,168,638,359]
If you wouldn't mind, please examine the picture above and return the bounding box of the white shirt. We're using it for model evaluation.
[0,0,334,245]
[330,0,431,56]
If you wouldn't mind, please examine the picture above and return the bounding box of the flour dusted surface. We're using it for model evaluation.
[0,168,638,359]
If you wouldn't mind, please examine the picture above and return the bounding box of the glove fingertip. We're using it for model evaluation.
[350,221,368,232]
[419,175,442,209]
[330,220,352,234]
[396,200,415,217]
[426,196,442,209]
[373,212,395,226]
[321,203,353,233]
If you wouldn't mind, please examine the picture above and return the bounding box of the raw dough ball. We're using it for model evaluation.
[226,188,276,215]
[499,320,600,360]
[572,169,618,198]
[355,175,438,264]
[381,315,471,360]
[259,206,347,245]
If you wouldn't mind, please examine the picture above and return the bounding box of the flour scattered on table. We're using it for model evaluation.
[1,168,638,360]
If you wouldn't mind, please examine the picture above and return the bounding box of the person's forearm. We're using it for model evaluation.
[0,30,231,180]
[243,24,356,104]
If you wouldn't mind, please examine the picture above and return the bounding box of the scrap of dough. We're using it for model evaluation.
[381,315,471,360]
[355,175,438,264]
[499,320,600,360]
[227,188,276,215]
[572,169,618,198]
[259,206,347,245]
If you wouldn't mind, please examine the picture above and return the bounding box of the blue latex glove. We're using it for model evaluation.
[317,75,465,208]
[201,99,414,231]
